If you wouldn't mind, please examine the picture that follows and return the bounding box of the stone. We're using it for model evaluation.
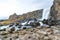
[0,31,8,35]
[36,30,47,35]
[22,34,40,40]
[11,34,19,39]
[50,0,60,22]
[9,23,14,27]
[6,27,15,33]
[30,22,40,27]
[8,9,43,25]
[44,36,50,40]
[0,28,6,31]
[3,36,8,38]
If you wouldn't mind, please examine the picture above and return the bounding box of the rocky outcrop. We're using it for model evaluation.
[50,0,60,20]
[9,13,19,20]
[0,9,43,25]
[9,9,43,22]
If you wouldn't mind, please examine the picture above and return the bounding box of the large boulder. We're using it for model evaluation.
[9,23,14,27]
[22,34,40,40]
[0,31,8,35]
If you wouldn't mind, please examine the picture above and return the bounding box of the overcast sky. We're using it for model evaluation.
[0,0,53,19]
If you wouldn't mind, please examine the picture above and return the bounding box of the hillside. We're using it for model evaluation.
[9,9,43,21]
[0,9,43,25]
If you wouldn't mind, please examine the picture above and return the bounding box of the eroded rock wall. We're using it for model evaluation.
[50,0,60,20]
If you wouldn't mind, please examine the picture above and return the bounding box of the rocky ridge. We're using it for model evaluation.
[0,9,43,25]
[9,9,43,22]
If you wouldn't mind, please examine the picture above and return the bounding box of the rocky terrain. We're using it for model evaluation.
[50,0,60,20]
[0,26,60,40]
[9,9,43,20]
[0,0,60,40]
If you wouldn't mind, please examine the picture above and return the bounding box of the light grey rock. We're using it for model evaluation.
[0,31,8,35]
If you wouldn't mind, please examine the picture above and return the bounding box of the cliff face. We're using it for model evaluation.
[0,9,43,25]
[50,0,60,20]
[9,9,43,22]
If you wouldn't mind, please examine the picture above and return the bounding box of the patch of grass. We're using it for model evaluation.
[0,20,12,25]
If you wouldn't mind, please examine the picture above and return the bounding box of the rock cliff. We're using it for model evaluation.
[50,0,60,20]
[0,9,43,25]
[9,9,43,21]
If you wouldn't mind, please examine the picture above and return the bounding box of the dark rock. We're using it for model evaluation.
[23,27,26,29]
[30,22,40,27]
[44,34,48,36]
[3,36,8,38]
[0,28,6,31]
[9,23,14,27]
[24,24,30,26]
[15,23,19,26]
[48,19,58,26]
[50,0,60,24]
[10,27,15,31]
[0,24,3,26]
[10,38,12,40]
[42,19,57,26]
